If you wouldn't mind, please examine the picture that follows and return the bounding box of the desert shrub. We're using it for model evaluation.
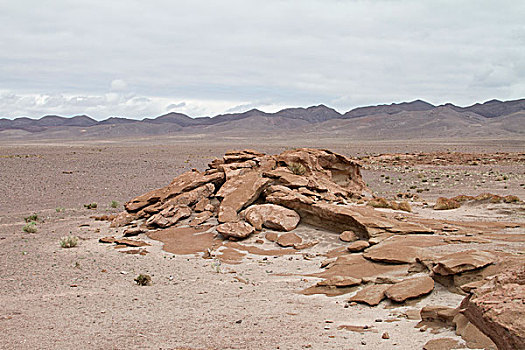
[84,203,98,209]
[397,201,412,212]
[368,197,390,209]
[134,274,152,286]
[60,236,78,248]
[24,213,38,222]
[23,222,37,233]
[503,195,520,203]
[110,200,119,208]
[55,207,65,212]
[434,197,460,210]
[287,162,306,176]
[451,195,474,202]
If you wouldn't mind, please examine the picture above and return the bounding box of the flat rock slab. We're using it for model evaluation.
[216,221,255,240]
[422,338,462,350]
[433,250,496,276]
[217,171,270,223]
[363,244,424,264]
[114,238,151,247]
[348,284,390,306]
[385,275,435,302]
[347,240,370,252]
[243,204,300,231]
[277,232,302,247]
[317,276,362,287]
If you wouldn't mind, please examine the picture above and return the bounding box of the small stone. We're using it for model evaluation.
[347,240,370,252]
[382,332,390,339]
[340,230,358,242]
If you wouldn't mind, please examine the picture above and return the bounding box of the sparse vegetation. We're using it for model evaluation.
[503,195,520,203]
[368,197,390,209]
[134,274,152,286]
[55,207,65,212]
[23,222,37,233]
[434,197,461,210]
[60,236,78,248]
[84,203,98,209]
[110,200,119,208]
[287,162,306,176]
[24,213,38,222]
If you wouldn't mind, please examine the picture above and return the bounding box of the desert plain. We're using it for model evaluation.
[1,136,524,350]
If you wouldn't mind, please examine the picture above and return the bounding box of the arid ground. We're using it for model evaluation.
[1,136,524,349]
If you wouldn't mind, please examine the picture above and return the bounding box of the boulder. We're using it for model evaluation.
[217,171,270,223]
[276,232,302,247]
[460,265,525,350]
[385,276,435,302]
[216,221,255,240]
[432,250,496,276]
[348,284,390,306]
[243,204,300,231]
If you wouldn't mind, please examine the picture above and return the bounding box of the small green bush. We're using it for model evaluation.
[84,203,97,209]
[24,213,38,222]
[110,200,119,208]
[60,236,78,248]
[55,207,65,212]
[287,162,306,175]
[23,222,37,233]
[134,274,152,286]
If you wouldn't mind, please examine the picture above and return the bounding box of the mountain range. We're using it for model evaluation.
[1,99,524,140]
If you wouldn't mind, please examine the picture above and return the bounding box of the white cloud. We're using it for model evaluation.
[0,0,524,118]
[110,79,128,91]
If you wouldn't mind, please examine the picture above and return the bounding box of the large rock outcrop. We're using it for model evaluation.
[460,265,525,350]
[117,148,432,242]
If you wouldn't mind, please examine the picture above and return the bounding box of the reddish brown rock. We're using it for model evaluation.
[461,265,525,350]
[123,227,144,237]
[189,211,213,227]
[276,232,302,247]
[99,236,116,244]
[347,240,370,253]
[339,230,358,242]
[125,170,223,212]
[420,306,458,327]
[194,197,210,212]
[432,250,496,276]
[110,212,137,228]
[453,313,497,349]
[145,205,192,228]
[294,240,319,250]
[317,275,362,287]
[114,238,150,247]
[385,276,435,302]
[422,338,462,350]
[216,221,255,240]
[243,204,300,231]
[363,244,425,264]
[265,232,278,242]
[348,284,390,306]
[217,171,270,223]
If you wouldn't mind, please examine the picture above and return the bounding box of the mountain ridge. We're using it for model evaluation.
[0,98,523,139]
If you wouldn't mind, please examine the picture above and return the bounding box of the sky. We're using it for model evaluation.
[1,0,524,120]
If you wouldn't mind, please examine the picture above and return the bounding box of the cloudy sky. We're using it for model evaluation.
[1,0,524,120]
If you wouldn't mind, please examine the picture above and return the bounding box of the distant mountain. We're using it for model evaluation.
[343,100,435,118]
[0,98,523,140]
[143,112,202,127]
[445,99,525,118]
[272,104,341,123]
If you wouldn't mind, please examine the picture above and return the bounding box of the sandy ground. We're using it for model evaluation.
[1,138,524,349]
